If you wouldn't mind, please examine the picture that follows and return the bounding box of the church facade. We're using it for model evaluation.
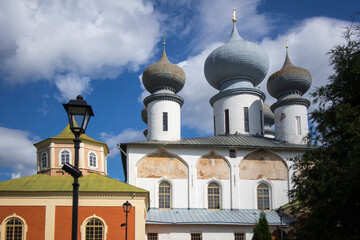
[120,13,312,240]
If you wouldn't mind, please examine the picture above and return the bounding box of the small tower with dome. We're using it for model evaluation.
[204,9,269,136]
[267,43,312,144]
[142,39,186,141]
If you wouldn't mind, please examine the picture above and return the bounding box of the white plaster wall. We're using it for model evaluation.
[213,94,264,135]
[146,224,282,240]
[274,104,309,144]
[147,100,181,141]
[127,146,302,210]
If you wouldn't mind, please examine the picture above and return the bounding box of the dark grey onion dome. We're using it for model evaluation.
[142,45,186,94]
[263,103,274,126]
[267,49,312,100]
[204,23,269,90]
[141,107,147,124]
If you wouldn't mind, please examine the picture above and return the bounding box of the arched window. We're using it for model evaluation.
[208,182,220,209]
[60,149,70,165]
[41,152,48,169]
[89,152,97,168]
[5,217,24,240]
[85,218,104,240]
[159,181,171,209]
[257,183,270,210]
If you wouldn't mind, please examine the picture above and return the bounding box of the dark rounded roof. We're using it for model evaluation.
[141,107,147,124]
[267,50,312,99]
[204,23,269,90]
[263,103,274,126]
[142,46,186,93]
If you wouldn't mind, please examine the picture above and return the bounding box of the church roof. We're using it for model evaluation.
[34,124,109,154]
[0,173,147,193]
[146,208,295,226]
[122,134,312,150]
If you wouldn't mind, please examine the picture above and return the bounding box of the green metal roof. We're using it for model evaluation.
[0,173,147,193]
[34,124,109,154]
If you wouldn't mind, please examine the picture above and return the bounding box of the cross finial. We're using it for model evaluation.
[232,8,236,23]
[163,36,166,46]
[286,38,288,49]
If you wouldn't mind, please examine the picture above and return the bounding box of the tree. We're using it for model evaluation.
[252,212,272,240]
[290,23,360,240]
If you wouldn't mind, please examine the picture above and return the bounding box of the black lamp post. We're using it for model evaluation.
[122,201,132,240]
[62,95,94,240]
[276,206,285,240]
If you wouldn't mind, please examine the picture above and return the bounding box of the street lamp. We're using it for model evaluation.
[122,201,132,240]
[62,95,94,240]
[276,206,285,240]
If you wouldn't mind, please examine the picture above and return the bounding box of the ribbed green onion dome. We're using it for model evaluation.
[263,103,274,126]
[141,107,147,124]
[142,45,186,94]
[267,50,312,99]
[204,23,269,90]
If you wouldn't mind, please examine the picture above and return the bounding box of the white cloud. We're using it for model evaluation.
[0,127,37,179]
[99,129,145,158]
[0,0,161,97]
[55,74,92,100]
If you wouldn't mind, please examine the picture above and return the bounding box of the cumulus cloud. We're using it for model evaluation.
[55,74,92,100]
[0,0,161,97]
[0,127,37,179]
[99,129,145,158]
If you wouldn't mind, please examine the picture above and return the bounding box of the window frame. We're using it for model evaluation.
[41,152,48,169]
[257,182,271,210]
[163,112,168,131]
[295,116,301,135]
[244,107,249,132]
[88,151,98,168]
[207,182,221,210]
[80,216,107,240]
[191,233,202,240]
[234,233,245,240]
[147,233,158,240]
[225,109,230,134]
[1,214,27,240]
[58,149,72,166]
[158,181,171,209]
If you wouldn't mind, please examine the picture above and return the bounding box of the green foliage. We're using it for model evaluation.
[252,212,272,240]
[289,23,360,240]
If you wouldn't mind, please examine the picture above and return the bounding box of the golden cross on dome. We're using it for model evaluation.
[232,8,236,23]
[286,38,289,49]
[163,36,166,46]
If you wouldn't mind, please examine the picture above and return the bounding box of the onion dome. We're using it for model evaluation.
[142,42,186,94]
[141,107,147,124]
[267,48,312,100]
[204,22,269,90]
[263,103,274,126]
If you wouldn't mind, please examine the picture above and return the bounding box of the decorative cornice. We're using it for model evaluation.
[276,90,302,100]
[151,85,176,94]
[0,191,148,199]
[144,93,184,107]
[209,88,266,106]
[271,98,310,112]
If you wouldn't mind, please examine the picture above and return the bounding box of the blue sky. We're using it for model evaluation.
[0,0,358,181]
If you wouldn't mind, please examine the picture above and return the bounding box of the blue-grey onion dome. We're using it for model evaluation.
[263,103,274,126]
[141,107,147,124]
[142,46,186,94]
[204,23,269,90]
[267,51,312,99]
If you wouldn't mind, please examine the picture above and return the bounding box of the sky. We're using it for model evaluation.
[0,0,359,182]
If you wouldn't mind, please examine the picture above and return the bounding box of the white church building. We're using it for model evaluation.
[120,13,312,240]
